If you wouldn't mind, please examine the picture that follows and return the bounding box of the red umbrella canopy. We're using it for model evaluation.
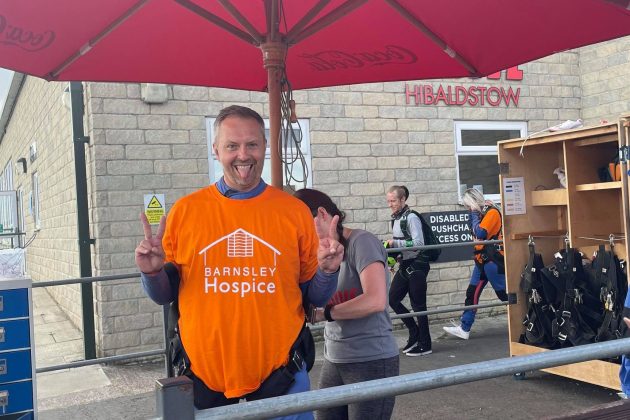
[2,0,630,90]
[2,0,630,187]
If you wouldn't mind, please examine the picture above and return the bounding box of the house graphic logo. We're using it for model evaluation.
[198,228,281,297]
[199,228,281,262]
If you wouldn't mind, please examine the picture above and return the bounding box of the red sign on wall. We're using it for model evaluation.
[405,66,522,107]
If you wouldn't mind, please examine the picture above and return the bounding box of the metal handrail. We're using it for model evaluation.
[33,272,141,288]
[309,300,508,332]
[36,349,166,374]
[196,338,630,419]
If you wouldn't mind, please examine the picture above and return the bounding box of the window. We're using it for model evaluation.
[455,121,527,202]
[206,118,312,191]
[0,162,16,247]
[32,171,40,230]
[17,187,25,247]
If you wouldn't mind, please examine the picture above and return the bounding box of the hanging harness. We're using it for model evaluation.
[592,244,628,342]
[520,243,556,347]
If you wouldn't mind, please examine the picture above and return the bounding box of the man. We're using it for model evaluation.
[135,105,343,416]
[386,185,433,357]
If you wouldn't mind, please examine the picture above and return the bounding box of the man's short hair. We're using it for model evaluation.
[388,185,409,200]
[213,105,266,143]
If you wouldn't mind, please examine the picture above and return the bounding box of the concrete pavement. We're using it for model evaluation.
[32,287,621,419]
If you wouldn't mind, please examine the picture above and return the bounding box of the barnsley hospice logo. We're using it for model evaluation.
[0,15,56,52]
[198,228,281,297]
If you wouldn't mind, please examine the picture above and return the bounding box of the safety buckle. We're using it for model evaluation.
[558,332,568,342]
[574,289,582,304]
[290,350,304,373]
[605,292,614,311]
[558,311,571,327]
[531,289,542,304]
[527,322,535,332]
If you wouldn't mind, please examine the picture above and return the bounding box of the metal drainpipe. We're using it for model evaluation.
[70,81,96,360]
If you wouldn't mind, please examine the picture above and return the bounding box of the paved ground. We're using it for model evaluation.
[32,288,622,419]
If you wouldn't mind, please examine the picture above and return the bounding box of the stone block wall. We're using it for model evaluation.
[579,35,630,124]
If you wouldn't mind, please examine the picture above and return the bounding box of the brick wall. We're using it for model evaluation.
[579,35,630,124]
[0,77,85,327]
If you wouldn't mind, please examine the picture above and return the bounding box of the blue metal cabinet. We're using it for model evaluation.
[0,319,31,352]
[0,289,29,319]
[0,278,35,419]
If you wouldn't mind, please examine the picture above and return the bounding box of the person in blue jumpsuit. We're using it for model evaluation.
[444,188,508,340]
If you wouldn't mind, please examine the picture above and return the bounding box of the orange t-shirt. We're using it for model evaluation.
[162,185,319,398]
[473,207,503,264]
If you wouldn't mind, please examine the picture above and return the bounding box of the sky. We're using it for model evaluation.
[0,68,14,115]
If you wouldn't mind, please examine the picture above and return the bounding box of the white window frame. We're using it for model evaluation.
[17,187,25,247]
[206,118,312,190]
[1,161,12,191]
[455,121,527,202]
[32,171,40,230]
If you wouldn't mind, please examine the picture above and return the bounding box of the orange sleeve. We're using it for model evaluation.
[480,208,502,239]
[296,201,319,283]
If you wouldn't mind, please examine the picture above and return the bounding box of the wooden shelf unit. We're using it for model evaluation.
[531,189,567,206]
[498,118,630,391]
[575,181,622,191]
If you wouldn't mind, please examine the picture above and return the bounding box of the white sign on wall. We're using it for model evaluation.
[503,177,526,215]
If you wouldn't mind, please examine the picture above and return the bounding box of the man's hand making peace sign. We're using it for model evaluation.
[135,213,167,275]
[314,206,344,274]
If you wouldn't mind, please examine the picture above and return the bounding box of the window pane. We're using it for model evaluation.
[458,155,500,194]
[461,129,521,147]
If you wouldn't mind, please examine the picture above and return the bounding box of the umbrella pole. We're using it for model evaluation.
[262,42,287,189]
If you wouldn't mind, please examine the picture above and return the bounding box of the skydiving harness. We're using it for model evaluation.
[393,207,441,264]
[592,243,628,342]
[520,238,555,347]
[543,247,597,346]
[472,204,504,272]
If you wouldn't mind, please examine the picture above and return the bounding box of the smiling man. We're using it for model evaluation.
[136,105,344,418]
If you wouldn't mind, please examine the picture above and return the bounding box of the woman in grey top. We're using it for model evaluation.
[295,189,399,420]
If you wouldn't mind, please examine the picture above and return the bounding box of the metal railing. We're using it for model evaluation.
[186,338,630,419]
[32,271,169,375]
[31,239,501,375]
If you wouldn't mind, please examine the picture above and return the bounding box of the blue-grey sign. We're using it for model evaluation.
[422,210,474,263]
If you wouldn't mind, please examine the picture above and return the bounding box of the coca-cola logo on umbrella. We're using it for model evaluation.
[0,15,55,52]
[300,45,417,71]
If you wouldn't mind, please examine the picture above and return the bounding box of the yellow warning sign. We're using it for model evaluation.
[144,194,165,225]
[147,195,163,209]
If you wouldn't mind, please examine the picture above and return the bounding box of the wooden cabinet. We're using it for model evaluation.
[498,115,630,390]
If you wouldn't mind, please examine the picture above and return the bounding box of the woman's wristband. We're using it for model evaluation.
[324,304,335,322]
